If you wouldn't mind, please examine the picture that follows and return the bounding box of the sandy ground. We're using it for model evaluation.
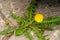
[0,0,60,40]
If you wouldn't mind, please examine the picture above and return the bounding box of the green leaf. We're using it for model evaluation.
[30,26,46,40]
[43,16,60,24]
[16,17,24,23]
[27,0,36,21]
[15,28,24,36]
[15,24,27,36]
[10,11,24,23]
[24,29,34,40]
[15,20,33,36]
[0,29,14,35]
[37,16,60,30]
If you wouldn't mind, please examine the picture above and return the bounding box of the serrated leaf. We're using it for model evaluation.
[15,24,27,36]
[43,16,60,23]
[15,20,33,36]
[15,28,23,36]
[30,26,46,40]
[10,11,24,23]
[27,0,36,21]
[0,29,14,35]
[37,16,60,30]
[16,17,24,23]
[24,29,34,40]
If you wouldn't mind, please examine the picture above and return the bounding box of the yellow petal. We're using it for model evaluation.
[34,13,44,23]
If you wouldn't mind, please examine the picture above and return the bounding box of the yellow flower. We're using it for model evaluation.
[5,20,9,24]
[34,13,44,23]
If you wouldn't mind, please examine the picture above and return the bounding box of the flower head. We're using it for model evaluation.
[34,13,44,23]
[5,20,9,25]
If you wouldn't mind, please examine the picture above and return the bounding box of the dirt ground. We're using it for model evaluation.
[0,0,60,40]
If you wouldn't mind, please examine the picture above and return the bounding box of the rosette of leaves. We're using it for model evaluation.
[0,0,60,40]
